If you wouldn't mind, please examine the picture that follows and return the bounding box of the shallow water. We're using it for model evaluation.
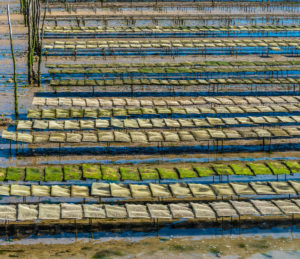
[47,16,300,27]
[1,4,300,257]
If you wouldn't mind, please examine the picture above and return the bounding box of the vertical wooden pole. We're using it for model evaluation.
[26,0,41,84]
[28,0,33,83]
[7,5,19,119]
[20,0,28,26]
[38,0,48,87]
[20,0,23,15]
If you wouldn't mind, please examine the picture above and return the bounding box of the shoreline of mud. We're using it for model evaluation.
[0,234,299,258]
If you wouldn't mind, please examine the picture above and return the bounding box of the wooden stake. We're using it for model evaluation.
[28,0,33,83]
[38,0,48,87]
[7,5,19,119]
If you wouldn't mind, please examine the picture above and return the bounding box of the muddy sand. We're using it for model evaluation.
[0,235,299,259]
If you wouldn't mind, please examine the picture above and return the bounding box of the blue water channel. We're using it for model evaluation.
[48,70,300,80]
[44,30,300,38]
[44,46,300,57]
[47,17,300,27]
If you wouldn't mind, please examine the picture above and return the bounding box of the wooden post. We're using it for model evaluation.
[20,0,28,26]
[28,0,33,83]
[26,0,41,84]
[37,0,48,87]
[7,5,19,119]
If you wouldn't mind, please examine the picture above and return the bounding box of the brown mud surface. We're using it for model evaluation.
[0,235,299,258]
[43,1,300,8]
[6,150,300,168]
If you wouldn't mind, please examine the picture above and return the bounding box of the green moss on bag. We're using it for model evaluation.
[141,108,156,114]
[138,168,159,180]
[166,67,179,73]
[25,168,44,181]
[170,107,186,114]
[157,168,178,179]
[0,168,6,181]
[77,79,85,86]
[132,79,141,85]
[64,165,82,180]
[45,167,63,181]
[266,162,290,175]
[56,109,69,118]
[27,109,41,119]
[50,79,59,86]
[114,79,123,85]
[84,108,98,118]
[70,108,84,118]
[69,75,80,82]
[48,69,60,74]
[123,79,132,85]
[6,167,25,181]
[101,166,120,181]
[152,67,165,73]
[98,109,112,117]
[247,163,272,175]
[95,80,104,86]
[82,164,101,179]
[104,80,114,86]
[176,168,197,178]
[41,109,55,119]
[193,166,215,177]
[139,68,152,73]
[60,80,69,86]
[283,161,300,174]
[85,79,96,86]
[119,167,140,181]
[127,108,142,115]
[113,108,127,116]
[141,79,150,85]
[212,164,234,175]
[229,164,253,176]
[217,61,230,66]
[177,67,191,73]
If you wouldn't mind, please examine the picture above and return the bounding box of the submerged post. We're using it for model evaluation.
[7,5,19,119]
